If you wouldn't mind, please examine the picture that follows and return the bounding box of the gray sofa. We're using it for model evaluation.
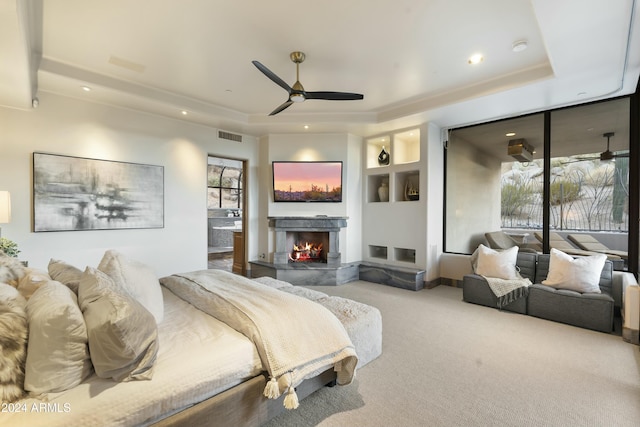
[463,253,615,333]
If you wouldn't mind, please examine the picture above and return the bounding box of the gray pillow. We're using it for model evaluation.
[78,267,158,382]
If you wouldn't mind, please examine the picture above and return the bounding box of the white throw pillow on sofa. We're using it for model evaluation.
[98,250,164,323]
[474,244,519,280]
[542,248,606,293]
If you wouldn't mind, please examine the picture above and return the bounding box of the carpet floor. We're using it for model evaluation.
[263,281,640,427]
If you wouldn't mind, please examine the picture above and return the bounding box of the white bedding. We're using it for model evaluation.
[1,287,262,427]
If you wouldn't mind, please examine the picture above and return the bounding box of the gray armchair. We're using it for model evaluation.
[484,231,542,253]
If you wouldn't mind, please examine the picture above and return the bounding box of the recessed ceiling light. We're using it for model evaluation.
[81,85,91,92]
[468,54,484,65]
[512,40,528,52]
[506,132,516,137]
[181,110,188,116]
[304,125,309,129]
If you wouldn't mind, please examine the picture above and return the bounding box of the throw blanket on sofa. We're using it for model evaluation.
[160,270,358,409]
[483,276,532,309]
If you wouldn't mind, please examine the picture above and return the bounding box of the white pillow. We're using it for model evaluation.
[78,267,158,382]
[474,244,519,280]
[542,248,606,293]
[98,250,164,323]
[24,281,93,394]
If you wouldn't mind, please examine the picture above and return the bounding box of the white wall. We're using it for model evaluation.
[0,93,259,277]
[424,122,444,282]
[261,133,363,263]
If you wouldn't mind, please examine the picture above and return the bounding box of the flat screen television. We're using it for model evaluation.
[272,161,343,202]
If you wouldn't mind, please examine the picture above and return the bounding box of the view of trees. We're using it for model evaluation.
[501,155,629,232]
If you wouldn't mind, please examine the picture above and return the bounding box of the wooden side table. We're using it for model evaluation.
[232,231,245,275]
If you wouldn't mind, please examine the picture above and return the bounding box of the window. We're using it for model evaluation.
[207,157,243,210]
[445,97,630,269]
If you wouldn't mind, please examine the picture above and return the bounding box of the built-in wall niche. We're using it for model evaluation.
[392,129,420,165]
[368,245,388,260]
[366,135,391,169]
[394,247,416,264]
[395,171,419,202]
[367,173,390,203]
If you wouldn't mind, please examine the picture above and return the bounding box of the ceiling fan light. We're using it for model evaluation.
[290,93,305,103]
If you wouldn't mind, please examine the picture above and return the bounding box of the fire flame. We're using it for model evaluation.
[289,241,323,262]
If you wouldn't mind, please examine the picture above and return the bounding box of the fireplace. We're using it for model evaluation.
[250,216,359,286]
[287,231,329,263]
[269,216,347,267]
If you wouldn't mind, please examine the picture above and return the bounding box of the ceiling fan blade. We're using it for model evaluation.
[269,100,294,116]
[614,152,629,158]
[305,91,364,101]
[252,61,292,93]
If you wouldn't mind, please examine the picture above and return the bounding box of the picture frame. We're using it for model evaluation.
[33,152,164,232]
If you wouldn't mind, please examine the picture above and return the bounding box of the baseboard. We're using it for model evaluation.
[622,327,639,345]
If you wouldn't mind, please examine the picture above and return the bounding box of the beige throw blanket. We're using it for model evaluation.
[483,276,532,309]
[160,270,358,409]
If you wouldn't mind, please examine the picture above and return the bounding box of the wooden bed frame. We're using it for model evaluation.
[152,369,337,427]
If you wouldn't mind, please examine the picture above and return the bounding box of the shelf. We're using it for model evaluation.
[394,247,416,264]
[366,135,391,169]
[394,170,420,202]
[393,129,420,165]
[367,173,390,203]
[368,245,388,260]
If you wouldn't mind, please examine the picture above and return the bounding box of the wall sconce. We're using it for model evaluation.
[0,191,11,238]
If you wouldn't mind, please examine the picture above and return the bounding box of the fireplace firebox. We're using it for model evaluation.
[287,231,329,263]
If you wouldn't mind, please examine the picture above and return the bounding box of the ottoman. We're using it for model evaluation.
[254,276,383,368]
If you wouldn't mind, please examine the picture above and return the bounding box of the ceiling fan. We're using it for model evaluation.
[252,51,364,116]
[564,132,629,163]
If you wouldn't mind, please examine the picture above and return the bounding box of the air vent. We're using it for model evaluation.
[218,130,243,143]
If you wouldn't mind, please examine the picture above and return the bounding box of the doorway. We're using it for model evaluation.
[207,155,246,274]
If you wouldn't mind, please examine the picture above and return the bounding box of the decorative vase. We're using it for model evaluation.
[378,181,389,202]
[378,146,390,166]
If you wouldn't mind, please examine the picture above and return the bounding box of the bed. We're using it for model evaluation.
[0,251,382,427]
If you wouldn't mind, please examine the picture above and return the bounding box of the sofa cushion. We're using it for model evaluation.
[541,248,606,293]
[528,284,614,332]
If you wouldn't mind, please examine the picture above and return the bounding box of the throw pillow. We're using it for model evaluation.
[24,280,93,394]
[474,244,519,280]
[78,267,158,382]
[97,250,164,323]
[48,259,83,294]
[542,248,606,293]
[17,268,51,300]
[0,283,28,403]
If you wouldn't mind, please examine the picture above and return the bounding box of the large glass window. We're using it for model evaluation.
[445,97,630,269]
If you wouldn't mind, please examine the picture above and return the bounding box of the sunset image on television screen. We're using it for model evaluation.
[273,162,342,202]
